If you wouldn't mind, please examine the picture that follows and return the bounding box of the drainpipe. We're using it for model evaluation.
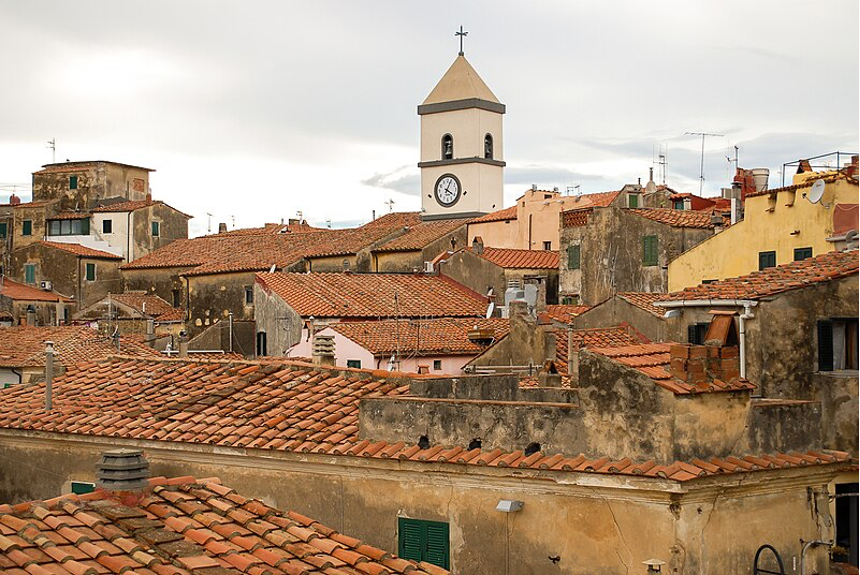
[45,341,54,410]
[738,302,755,383]
[228,311,233,353]
[799,540,831,575]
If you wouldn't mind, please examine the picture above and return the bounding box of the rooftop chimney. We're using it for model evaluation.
[45,341,54,410]
[178,331,188,358]
[471,236,484,255]
[96,449,150,491]
[145,192,152,205]
[9,193,20,205]
[312,334,336,366]
[218,222,227,234]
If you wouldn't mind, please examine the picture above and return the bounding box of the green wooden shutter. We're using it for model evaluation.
[818,320,833,372]
[398,518,449,569]
[69,176,78,190]
[24,264,35,284]
[567,244,580,269]
[0,222,6,238]
[643,236,658,266]
[424,522,450,569]
[70,481,95,494]
[152,221,160,236]
[80,218,90,235]
[22,220,32,236]
[628,194,639,208]
[85,263,95,281]
[398,518,425,562]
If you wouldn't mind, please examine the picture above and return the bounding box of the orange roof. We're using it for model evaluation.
[744,173,857,198]
[617,292,666,317]
[0,357,848,483]
[373,218,468,252]
[256,272,487,319]
[92,199,192,218]
[576,189,622,208]
[660,249,859,302]
[210,221,324,236]
[554,324,650,374]
[476,247,559,269]
[0,475,443,575]
[470,205,517,223]
[627,208,721,229]
[106,292,182,321]
[540,304,590,324]
[0,325,159,368]
[329,317,510,355]
[590,343,757,395]
[39,241,123,260]
[0,278,71,303]
[305,212,424,258]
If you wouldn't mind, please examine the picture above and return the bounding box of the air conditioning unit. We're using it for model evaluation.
[40,281,52,291]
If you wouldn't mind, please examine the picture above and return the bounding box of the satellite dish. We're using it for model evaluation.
[485,302,495,319]
[807,180,825,204]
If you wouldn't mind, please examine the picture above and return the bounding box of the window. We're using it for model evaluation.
[398,518,449,569]
[69,176,78,190]
[441,134,453,160]
[673,200,685,210]
[688,323,709,345]
[642,235,658,266]
[433,360,442,371]
[347,360,361,369]
[102,219,113,234]
[48,218,89,236]
[0,222,6,238]
[628,194,639,208]
[567,245,581,270]
[85,263,96,282]
[256,331,267,357]
[484,133,493,159]
[244,286,254,305]
[151,221,160,237]
[70,481,94,495]
[794,247,812,261]
[758,250,776,270]
[818,319,859,371]
[172,289,181,308]
[24,264,35,284]
[543,241,552,250]
[22,220,32,236]
[561,295,579,305]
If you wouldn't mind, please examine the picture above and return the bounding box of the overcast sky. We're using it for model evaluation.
[0,1,857,236]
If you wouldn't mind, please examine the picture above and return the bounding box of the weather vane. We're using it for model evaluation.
[455,26,468,56]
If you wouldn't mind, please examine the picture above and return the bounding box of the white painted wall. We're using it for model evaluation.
[91,212,131,260]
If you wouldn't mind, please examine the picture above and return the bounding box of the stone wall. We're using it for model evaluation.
[571,295,667,342]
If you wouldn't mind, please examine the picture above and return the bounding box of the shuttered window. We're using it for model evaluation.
[22,220,32,236]
[24,264,35,284]
[0,222,6,238]
[85,263,96,282]
[151,221,160,237]
[567,244,580,269]
[794,247,812,261]
[398,518,449,569]
[628,194,639,208]
[70,481,95,494]
[818,321,833,372]
[758,251,776,270]
[347,360,361,369]
[642,235,658,266]
[69,176,78,190]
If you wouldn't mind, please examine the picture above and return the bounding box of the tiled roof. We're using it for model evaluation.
[627,208,720,229]
[0,475,444,575]
[475,247,559,269]
[0,357,848,483]
[561,207,593,227]
[50,211,91,220]
[577,190,622,208]
[256,272,487,319]
[0,278,72,303]
[660,249,859,302]
[40,241,123,260]
[304,212,424,258]
[470,205,517,223]
[553,324,650,374]
[210,222,323,236]
[107,292,182,322]
[617,292,666,317]
[539,304,591,324]
[373,218,468,252]
[744,173,857,198]
[0,326,159,368]
[92,199,192,218]
[329,318,510,355]
[590,343,757,395]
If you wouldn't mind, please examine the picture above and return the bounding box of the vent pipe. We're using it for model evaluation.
[96,449,150,491]
[312,334,336,366]
[178,330,188,358]
[45,341,54,410]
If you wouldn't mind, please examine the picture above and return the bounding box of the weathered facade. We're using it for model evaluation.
[31,161,153,210]
[560,205,717,305]
[91,199,191,261]
[0,277,72,326]
[571,292,668,342]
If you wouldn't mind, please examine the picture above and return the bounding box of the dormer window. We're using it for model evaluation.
[484,134,494,159]
[441,134,454,160]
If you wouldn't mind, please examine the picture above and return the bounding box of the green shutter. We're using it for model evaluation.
[643,236,658,266]
[70,481,95,494]
[24,264,35,284]
[398,518,425,562]
[818,321,833,372]
[86,263,95,281]
[80,218,90,235]
[0,222,6,238]
[628,194,639,208]
[22,220,32,236]
[567,244,580,269]
[398,518,449,569]
[424,522,450,569]
[152,221,160,236]
[69,176,78,190]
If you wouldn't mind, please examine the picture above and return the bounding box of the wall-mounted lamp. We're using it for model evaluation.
[643,559,666,573]
[496,500,523,513]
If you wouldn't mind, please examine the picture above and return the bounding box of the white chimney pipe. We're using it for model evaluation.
[45,341,54,410]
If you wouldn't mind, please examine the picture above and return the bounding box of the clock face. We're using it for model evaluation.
[435,174,461,207]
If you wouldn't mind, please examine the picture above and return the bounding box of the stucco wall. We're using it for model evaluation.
[121,266,191,309]
[185,272,256,340]
[32,162,150,208]
[254,279,301,356]
[571,295,667,342]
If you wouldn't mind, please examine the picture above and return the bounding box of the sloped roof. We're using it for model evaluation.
[553,324,650,375]
[0,475,443,575]
[373,217,468,252]
[744,172,857,198]
[540,304,591,324]
[104,292,182,321]
[476,247,559,269]
[0,326,159,368]
[659,249,859,302]
[256,272,486,319]
[470,205,518,224]
[92,199,192,218]
[0,357,848,483]
[0,278,72,303]
[422,55,500,105]
[590,343,756,395]
[210,221,323,236]
[328,317,510,355]
[627,208,721,229]
[617,292,666,317]
[304,212,423,258]
[40,241,123,260]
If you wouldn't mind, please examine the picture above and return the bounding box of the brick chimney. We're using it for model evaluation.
[312,334,336,366]
[145,192,153,205]
[9,193,20,205]
[669,343,740,384]
[96,449,150,491]
[218,222,227,234]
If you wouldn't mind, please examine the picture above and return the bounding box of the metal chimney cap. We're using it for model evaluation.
[96,449,150,491]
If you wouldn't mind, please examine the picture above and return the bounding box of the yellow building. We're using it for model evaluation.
[668,162,859,291]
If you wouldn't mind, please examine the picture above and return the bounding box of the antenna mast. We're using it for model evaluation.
[686,132,724,194]
[47,139,56,163]
[206,213,213,234]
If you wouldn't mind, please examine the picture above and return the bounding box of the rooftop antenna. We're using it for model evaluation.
[385,198,395,213]
[653,143,668,185]
[455,25,468,56]
[725,144,739,178]
[206,213,213,234]
[46,138,56,163]
[230,215,236,229]
[296,210,303,221]
[325,218,332,229]
[685,132,724,194]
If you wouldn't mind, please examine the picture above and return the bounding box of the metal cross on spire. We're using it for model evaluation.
[455,26,468,56]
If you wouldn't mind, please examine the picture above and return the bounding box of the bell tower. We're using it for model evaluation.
[418,53,505,220]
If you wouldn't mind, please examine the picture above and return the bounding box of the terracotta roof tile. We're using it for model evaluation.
[91,200,191,218]
[660,249,859,302]
[304,212,424,258]
[0,278,72,303]
[553,324,650,375]
[474,247,558,269]
[539,304,590,324]
[470,205,517,223]
[209,222,324,236]
[744,173,857,198]
[256,272,487,318]
[328,318,509,355]
[627,208,722,229]
[373,218,468,252]
[104,293,182,322]
[0,476,441,574]
[0,357,849,483]
[617,292,666,317]
[39,241,122,260]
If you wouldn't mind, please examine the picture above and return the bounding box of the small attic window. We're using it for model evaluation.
[484,134,493,159]
[441,134,454,160]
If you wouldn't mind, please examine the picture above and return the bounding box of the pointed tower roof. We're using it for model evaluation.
[418,56,505,115]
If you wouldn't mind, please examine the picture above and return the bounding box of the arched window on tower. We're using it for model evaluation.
[484,134,494,159]
[442,134,454,160]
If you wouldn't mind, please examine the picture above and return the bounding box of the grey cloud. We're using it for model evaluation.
[361,168,420,196]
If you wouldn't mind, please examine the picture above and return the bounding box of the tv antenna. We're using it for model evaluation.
[206,213,213,234]
[653,143,668,185]
[565,184,580,196]
[47,139,56,163]
[686,132,724,194]
[385,198,395,213]
[230,215,235,229]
